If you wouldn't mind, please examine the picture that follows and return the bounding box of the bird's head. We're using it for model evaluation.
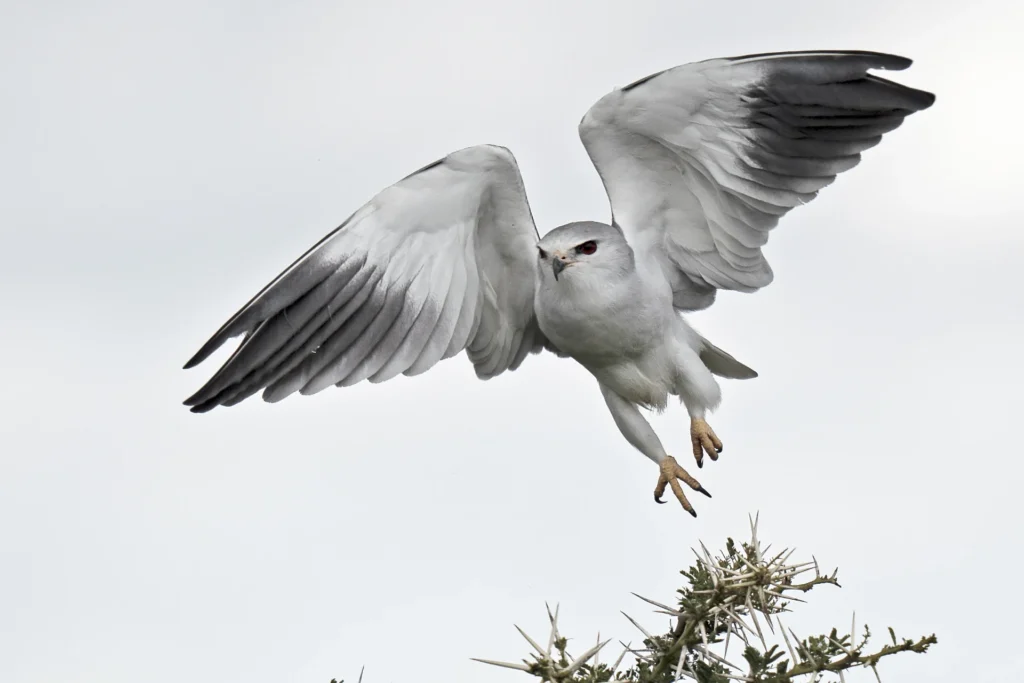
[536,221,633,285]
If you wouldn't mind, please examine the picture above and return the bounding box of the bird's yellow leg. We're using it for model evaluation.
[690,418,723,469]
[654,456,711,518]
[597,383,714,518]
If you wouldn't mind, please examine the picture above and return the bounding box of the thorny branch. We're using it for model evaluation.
[472,515,935,683]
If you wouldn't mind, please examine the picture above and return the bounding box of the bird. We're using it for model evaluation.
[183,50,935,517]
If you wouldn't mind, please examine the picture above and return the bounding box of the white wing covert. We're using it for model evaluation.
[579,50,936,311]
[184,145,545,412]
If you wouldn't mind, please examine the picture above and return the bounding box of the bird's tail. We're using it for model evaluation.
[698,337,758,380]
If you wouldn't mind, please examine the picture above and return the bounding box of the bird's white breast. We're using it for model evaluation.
[535,264,680,407]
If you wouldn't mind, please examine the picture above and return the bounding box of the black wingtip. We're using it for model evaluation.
[723,49,914,71]
[182,388,204,407]
[917,89,938,110]
[865,74,937,111]
[188,399,219,414]
[183,384,223,410]
[183,334,227,370]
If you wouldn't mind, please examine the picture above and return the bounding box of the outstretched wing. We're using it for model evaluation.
[184,144,545,412]
[579,50,935,311]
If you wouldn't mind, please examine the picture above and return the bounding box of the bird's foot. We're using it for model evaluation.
[654,455,711,517]
[691,418,723,468]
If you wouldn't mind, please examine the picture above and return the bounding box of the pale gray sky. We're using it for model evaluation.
[2,1,1022,682]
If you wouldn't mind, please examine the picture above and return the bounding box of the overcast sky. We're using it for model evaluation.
[2,1,1022,682]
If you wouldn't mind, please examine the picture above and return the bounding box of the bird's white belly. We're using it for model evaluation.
[536,274,679,409]
[590,354,678,410]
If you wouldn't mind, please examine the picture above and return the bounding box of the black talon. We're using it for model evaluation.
[688,508,697,518]
[697,486,712,499]
[654,493,666,504]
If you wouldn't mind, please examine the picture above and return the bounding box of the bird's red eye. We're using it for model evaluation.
[577,241,598,255]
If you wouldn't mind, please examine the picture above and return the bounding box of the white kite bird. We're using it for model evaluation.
[184,50,935,516]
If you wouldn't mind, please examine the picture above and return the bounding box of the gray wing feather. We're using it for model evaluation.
[184,145,547,412]
[366,256,452,383]
[579,50,935,311]
[407,250,469,376]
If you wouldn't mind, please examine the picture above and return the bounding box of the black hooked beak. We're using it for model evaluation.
[552,257,568,281]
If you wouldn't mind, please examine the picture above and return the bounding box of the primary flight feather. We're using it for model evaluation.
[185,50,935,516]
